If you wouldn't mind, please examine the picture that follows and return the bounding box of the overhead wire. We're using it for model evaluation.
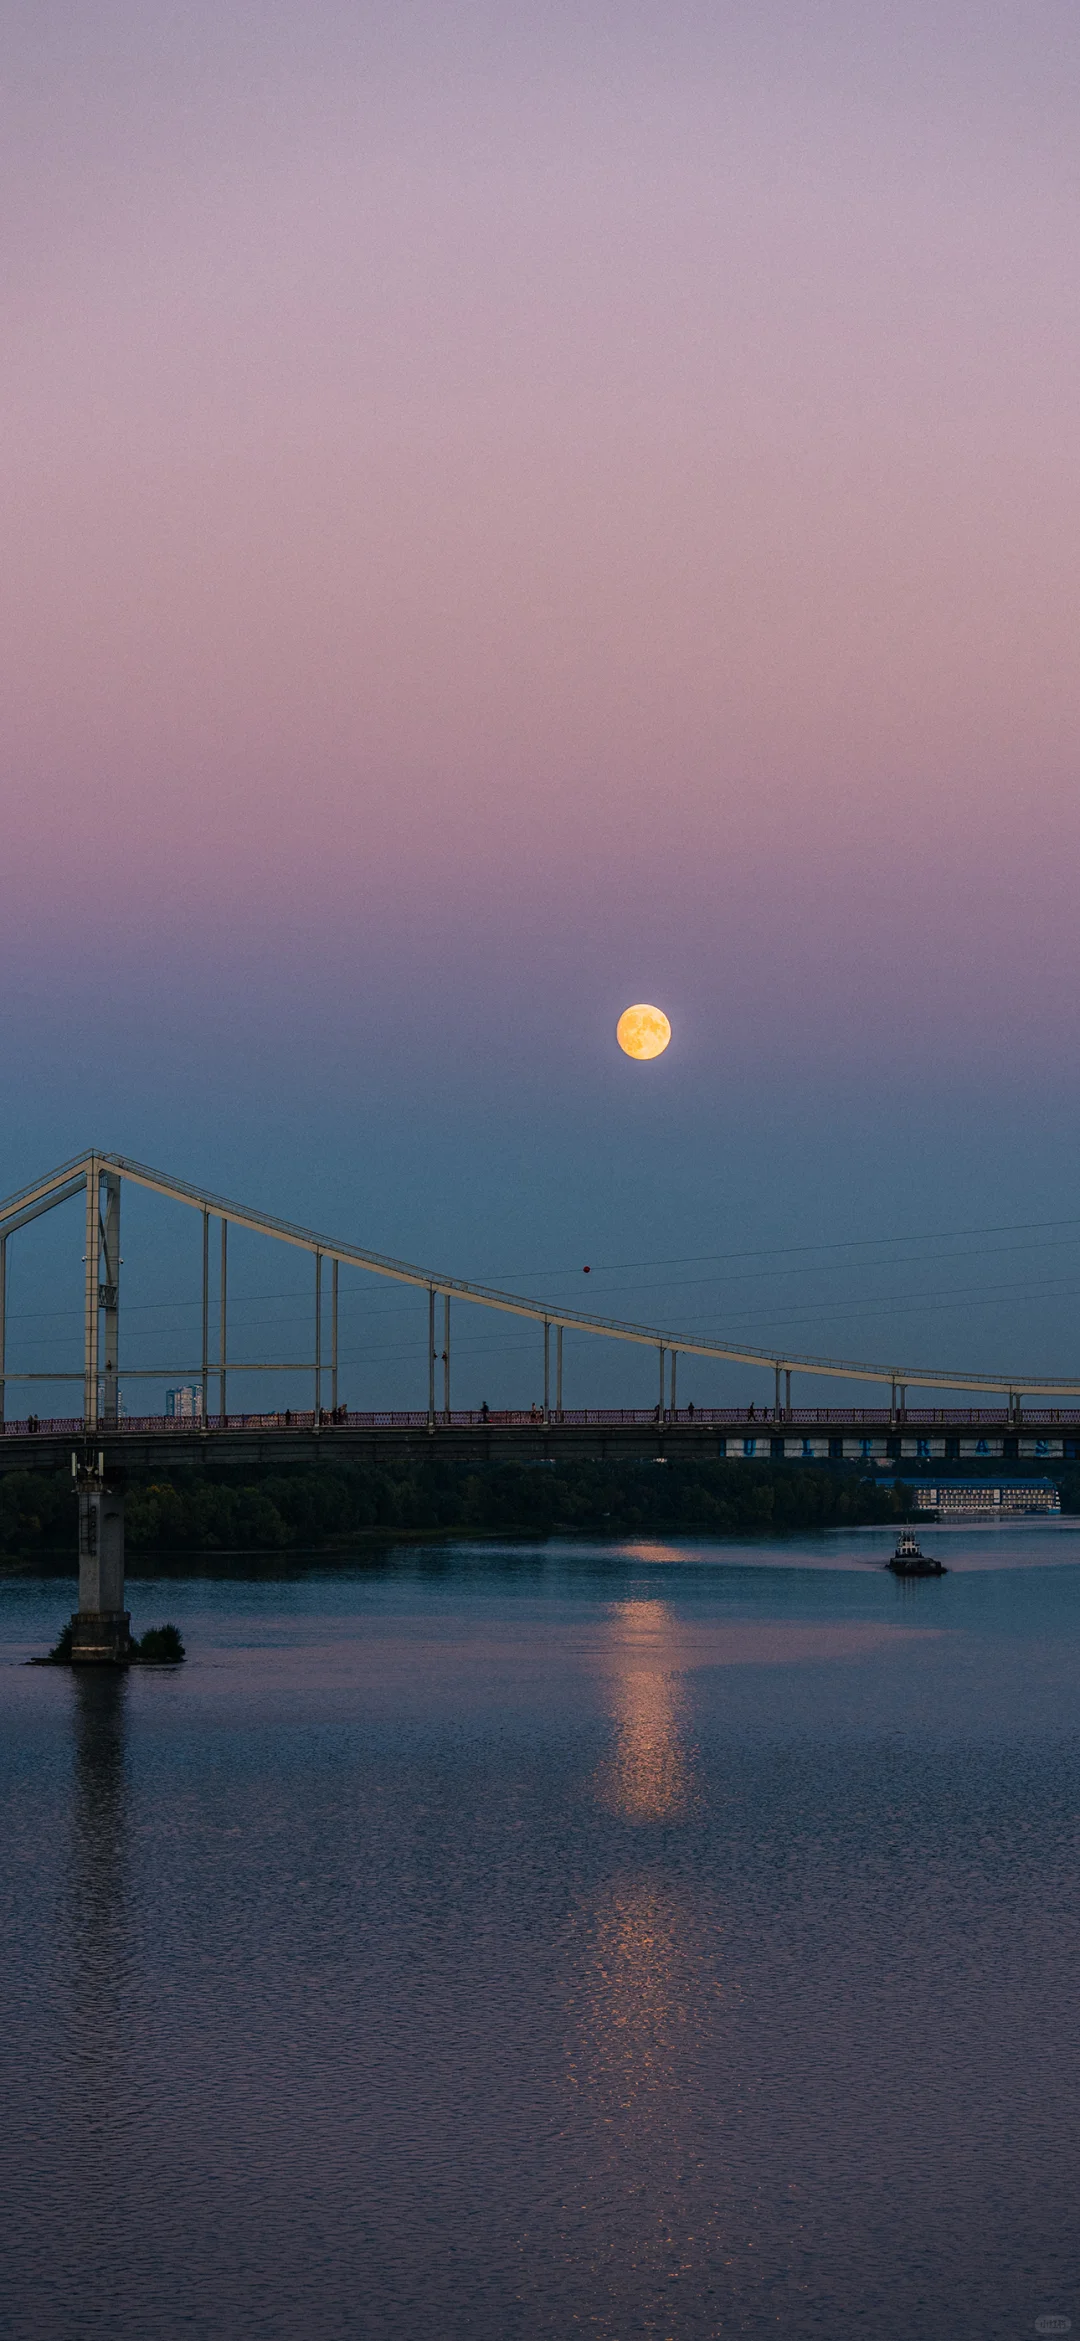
[11,1206,1080,1393]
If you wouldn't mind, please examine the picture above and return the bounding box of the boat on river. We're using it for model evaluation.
[887,1529,947,1578]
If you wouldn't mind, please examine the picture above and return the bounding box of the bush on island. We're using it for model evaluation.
[132,1623,185,1663]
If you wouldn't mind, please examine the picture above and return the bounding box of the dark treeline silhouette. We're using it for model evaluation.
[5,1457,1076,1563]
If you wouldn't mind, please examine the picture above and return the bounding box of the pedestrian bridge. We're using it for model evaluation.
[3,1149,1079,1455]
[1,1406,1078,1475]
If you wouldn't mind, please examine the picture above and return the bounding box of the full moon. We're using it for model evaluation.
[616,1004,672,1060]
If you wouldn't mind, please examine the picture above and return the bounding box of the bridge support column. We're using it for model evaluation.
[314,1250,322,1420]
[201,1209,209,1425]
[219,1219,228,1421]
[443,1292,451,1423]
[100,1172,120,1427]
[658,1344,665,1422]
[785,1368,791,1421]
[543,1320,550,1423]
[332,1260,339,1414]
[774,1361,781,1417]
[427,1288,436,1429]
[83,1159,100,1429]
[556,1325,563,1420]
[670,1350,677,1417]
[71,1457,130,1662]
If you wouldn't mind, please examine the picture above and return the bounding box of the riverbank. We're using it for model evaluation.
[0,1455,909,1563]
[5,1455,1077,1568]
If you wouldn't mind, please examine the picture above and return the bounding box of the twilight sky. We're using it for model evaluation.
[3,0,1080,1405]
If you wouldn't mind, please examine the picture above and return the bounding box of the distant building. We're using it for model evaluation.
[914,1479,1060,1518]
[165,1385,203,1421]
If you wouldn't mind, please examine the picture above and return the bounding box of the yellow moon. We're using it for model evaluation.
[617,1004,671,1060]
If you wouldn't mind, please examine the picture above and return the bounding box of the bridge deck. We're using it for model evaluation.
[1,1408,1077,1473]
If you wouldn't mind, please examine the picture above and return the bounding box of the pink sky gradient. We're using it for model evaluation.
[3,1,1080,1386]
[5,11,1079,926]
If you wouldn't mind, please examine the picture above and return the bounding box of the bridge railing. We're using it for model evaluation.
[6,1405,1080,1436]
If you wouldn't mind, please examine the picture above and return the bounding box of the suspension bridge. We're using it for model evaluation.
[2,1149,1080,1472]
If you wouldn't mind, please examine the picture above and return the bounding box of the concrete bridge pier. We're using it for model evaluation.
[71,1457,131,1663]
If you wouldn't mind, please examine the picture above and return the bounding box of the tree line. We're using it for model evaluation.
[5,1457,1079,1566]
[0,1455,948,1564]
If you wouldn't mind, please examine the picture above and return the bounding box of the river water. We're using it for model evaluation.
[2,1523,1079,2340]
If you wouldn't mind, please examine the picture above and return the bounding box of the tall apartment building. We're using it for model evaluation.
[165,1385,203,1421]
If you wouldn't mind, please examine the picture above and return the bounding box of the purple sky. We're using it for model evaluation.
[3,0,1080,1403]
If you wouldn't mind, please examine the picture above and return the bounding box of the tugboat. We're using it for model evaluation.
[888,1528,947,1578]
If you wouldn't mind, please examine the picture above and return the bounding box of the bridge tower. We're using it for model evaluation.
[100,1170,121,1427]
[83,1159,121,1430]
[70,1456,131,1662]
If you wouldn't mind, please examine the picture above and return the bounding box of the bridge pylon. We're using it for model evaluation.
[70,1454,131,1663]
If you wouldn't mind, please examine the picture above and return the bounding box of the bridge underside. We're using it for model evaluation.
[3,1410,1079,1474]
